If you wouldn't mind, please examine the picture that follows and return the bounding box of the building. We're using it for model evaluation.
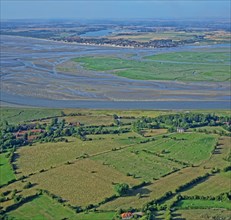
[121,212,144,219]
[177,127,185,133]
[121,212,133,220]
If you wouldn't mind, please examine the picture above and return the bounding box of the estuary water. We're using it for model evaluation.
[80,29,114,37]
[1,91,230,110]
[0,35,230,110]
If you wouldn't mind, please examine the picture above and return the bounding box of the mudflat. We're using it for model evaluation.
[1,35,230,109]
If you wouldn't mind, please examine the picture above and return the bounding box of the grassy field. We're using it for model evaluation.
[99,166,207,210]
[33,113,116,126]
[62,109,170,118]
[99,135,230,210]
[0,107,62,124]
[141,128,167,137]
[109,30,223,42]
[0,152,15,186]
[189,125,230,134]
[182,171,231,197]
[76,212,115,220]
[176,199,231,210]
[146,51,230,64]
[62,114,114,126]
[7,195,77,220]
[28,159,140,207]
[127,133,217,165]
[199,136,230,169]
[15,132,143,176]
[93,148,183,181]
[2,107,228,126]
[174,209,231,220]
[0,107,170,125]
[73,51,230,81]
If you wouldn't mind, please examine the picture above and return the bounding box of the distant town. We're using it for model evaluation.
[1,19,230,48]
[53,36,203,48]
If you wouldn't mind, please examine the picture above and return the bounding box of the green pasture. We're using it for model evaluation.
[7,195,77,220]
[182,171,231,197]
[174,209,231,220]
[0,107,61,124]
[15,132,144,175]
[189,126,229,134]
[131,133,217,164]
[176,199,231,210]
[93,147,183,181]
[0,152,15,186]
[73,51,230,81]
[76,212,115,220]
[146,51,230,64]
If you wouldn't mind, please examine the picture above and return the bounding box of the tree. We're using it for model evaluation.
[51,117,58,126]
[23,133,28,141]
[61,111,66,116]
[14,194,23,203]
[45,125,52,132]
[23,182,32,189]
[60,119,66,128]
[145,210,154,220]
[114,183,129,196]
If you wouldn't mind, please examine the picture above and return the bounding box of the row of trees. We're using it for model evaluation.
[131,113,231,132]
[177,192,231,202]
[175,173,210,193]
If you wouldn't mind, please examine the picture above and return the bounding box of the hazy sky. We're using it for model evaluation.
[1,1,230,20]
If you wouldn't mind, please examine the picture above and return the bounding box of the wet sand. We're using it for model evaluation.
[0,35,230,109]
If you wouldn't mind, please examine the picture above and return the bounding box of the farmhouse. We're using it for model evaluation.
[177,127,185,133]
[121,212,144,219]
[224,121,231,126]
[121,212,133,219]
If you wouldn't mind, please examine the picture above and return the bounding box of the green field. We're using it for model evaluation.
[27,159,139,206]
[176,199,231,210]
[182,171,231,197]
[0,107,230,219]
[76,212,115,220]
[61,114,114,126]
[189,125,230,134]
[174,209,231,220]
[0,152,15,186]
[146,51,230,64]
[0,107,62,124]
[73,50,230,81]
[15,132,144,176]
[98,166,208,210]
[110,30,205,42]
[93,147,183,181]
[125,133,217,164]
[109,30,231,44]
[8,195,77,220]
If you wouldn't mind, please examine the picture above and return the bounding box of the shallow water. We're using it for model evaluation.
[1,91,230,110]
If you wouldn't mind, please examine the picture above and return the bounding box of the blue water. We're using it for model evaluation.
[1,92,230,110]
[80,29,114,37]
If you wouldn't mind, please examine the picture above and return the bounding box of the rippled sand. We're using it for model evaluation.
[1,35,230,109]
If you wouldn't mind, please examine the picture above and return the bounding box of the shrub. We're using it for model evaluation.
[114,183,129,196]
